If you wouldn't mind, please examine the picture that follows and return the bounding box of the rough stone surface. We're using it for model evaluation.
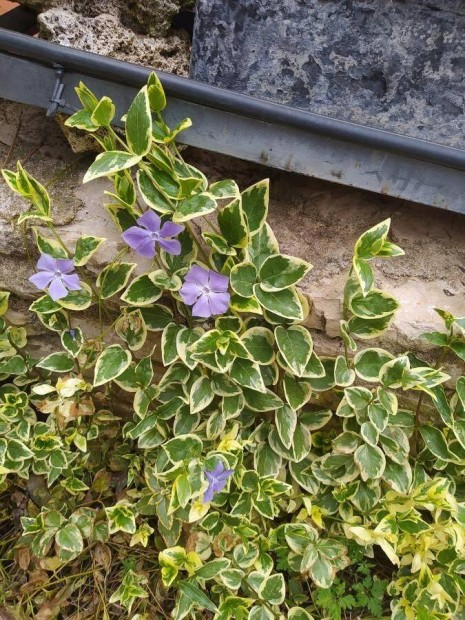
[37,8,190,75]
[0,103,121,299]
[1,100,464,370]
[19,0,192,37]
[191,0,465,147]
[56,114,101,154]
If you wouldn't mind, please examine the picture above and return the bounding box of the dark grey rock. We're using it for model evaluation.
[191,0,465,147]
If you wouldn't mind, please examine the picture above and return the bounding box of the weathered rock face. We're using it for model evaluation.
[1,100,464,370]
[191,0,465,148]
[37,8,190,75]
[19,0,192,37]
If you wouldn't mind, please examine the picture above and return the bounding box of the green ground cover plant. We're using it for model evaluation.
[0,75,464,619]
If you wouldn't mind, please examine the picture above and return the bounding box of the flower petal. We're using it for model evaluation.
[37,253,58,272]
[203,484,215,504]
[205,470,215,483]
[122,226,151,247]
[62,273,82,291]
[185,265,210,286]
[192,294,212,318]
[29,271,54,290]
[134,237,157,258]
[217,469,235,481]
[211,478,227,494]
[209,270,229,292]
[160,221,184,238]
[158,237,181,256]
[122,227,155,258]
[179,281,201,306]
[56,258,75,274]
[209,292,230,316]
[210,462,225,477]
[137,210,161,232]
[48,277,68,301]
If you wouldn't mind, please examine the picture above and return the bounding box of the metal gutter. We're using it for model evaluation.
[1,27,465,212]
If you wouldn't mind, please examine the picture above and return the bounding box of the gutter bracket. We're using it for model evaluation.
[46,63,66,117]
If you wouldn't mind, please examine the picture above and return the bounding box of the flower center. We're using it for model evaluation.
[54,270,62,277]
[150,231,160,241]
[201,286,211,295]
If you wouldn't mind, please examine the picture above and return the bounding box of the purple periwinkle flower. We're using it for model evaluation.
[203,461,234,504]
[180,265,230,318]
[121,211,184,258]
[29,253,81,301]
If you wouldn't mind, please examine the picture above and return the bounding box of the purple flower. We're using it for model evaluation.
[121,211,184,258]
[180,265,230,318]
[29,254,81,301]
[203,461,234,504]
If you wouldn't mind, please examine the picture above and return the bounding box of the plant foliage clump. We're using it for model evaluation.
[0,75,464,619]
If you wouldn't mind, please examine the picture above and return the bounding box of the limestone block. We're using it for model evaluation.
[19,0,192,38]
[37,8,190,75]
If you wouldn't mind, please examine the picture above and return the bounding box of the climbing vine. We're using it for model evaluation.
[0,75,464,619]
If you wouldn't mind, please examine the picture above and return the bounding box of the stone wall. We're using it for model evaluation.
[1,100,464,376]
[191,0,465,148]
[18,0,195,36]
[17,0,192,75]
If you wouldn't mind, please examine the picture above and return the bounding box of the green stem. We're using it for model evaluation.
[47,221,126,327]
[186,222,209,264]
[343,340,349,366]
[109,246,129,265]
[21,221,33,265]
[138,161,175,211]
[184,306,194,329]
[45,156,87,188]
[93,316,121,342]
[201,215,221,235]
[412,346,448,455]
[122,169,143,213]
[86,245,129,324]
[107,126,129,151]
[342,265,355,321]
[21,569,96,605]
[98,292,104,335]
[152,254,165,273]
[46,222,72,256]
[172,142,184,161]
